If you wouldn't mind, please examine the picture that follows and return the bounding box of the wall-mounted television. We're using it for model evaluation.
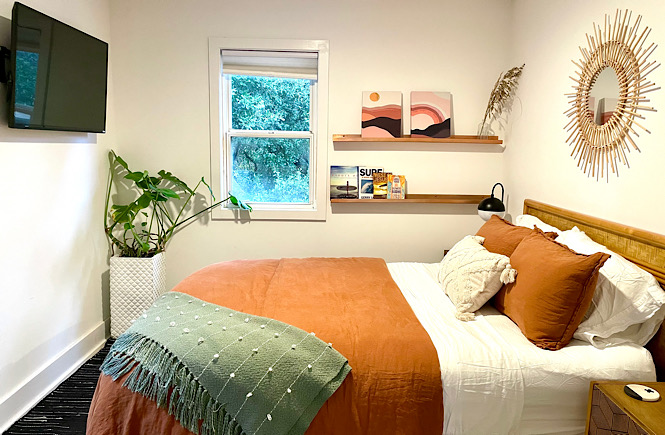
[8,2,108,133]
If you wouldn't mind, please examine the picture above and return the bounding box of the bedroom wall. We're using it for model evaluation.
[505,0,665,234]
[109,0,513,289]
[0,0,113,429]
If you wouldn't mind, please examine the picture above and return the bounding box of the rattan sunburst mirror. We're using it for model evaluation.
[565,10,660,180]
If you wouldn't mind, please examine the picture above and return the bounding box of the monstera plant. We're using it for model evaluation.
[104,150,251,258]
[104,150,251,337]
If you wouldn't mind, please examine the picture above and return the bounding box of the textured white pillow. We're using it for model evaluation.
[438,235,517,321]
[556,228,665,347]
[514,214,563,234]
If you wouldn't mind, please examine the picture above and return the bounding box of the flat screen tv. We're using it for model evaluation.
[8,2,108,133]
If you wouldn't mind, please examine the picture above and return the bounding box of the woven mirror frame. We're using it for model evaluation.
[565,10,660,180]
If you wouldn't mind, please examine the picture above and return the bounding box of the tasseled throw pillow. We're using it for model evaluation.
[438,235,516,321]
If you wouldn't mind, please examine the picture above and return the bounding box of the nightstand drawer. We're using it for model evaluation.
[589,385,647,434]
[586,382,665,435]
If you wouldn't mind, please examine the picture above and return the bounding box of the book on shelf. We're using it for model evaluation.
[387,174,406,199]
[373,172,391,199]
[330,166,359,199]
[359,167,383,199]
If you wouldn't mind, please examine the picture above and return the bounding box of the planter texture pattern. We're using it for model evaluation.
[110,253,167,338]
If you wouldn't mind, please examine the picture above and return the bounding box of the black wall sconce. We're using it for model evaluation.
[478,183,506,221]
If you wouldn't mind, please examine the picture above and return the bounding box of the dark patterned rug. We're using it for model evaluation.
[4,340,113,434]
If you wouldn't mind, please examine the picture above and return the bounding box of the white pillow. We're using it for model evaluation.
[514,214,562,235]
[438,235,517,321]
[555,227,665,347]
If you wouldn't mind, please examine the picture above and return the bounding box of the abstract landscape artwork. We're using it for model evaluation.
[410,91,451,138]
[361,91,402,138]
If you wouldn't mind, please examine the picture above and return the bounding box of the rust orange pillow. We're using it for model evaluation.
[476,215,557,257]
[493,231,610,350]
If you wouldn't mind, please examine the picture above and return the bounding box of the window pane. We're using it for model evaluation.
[230,75,310,131]
[231,136,310,203]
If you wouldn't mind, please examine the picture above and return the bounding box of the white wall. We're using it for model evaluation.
[109,0,513,289]
[0,0,113,429]
[506,0,665,235]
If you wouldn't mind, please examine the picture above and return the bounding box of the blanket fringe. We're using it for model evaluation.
[101,333,244,435]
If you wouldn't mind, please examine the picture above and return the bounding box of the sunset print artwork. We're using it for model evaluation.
[410,91,451,138]
[361,91,402,138]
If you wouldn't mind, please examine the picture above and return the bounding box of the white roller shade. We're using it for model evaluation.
[221,50,318,80]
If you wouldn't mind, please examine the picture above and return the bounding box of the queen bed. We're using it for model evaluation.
[87,200,665,434]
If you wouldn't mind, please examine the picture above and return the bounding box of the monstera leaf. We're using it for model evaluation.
[104,150,250,257]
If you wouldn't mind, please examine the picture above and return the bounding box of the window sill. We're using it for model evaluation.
[212,205,326,221]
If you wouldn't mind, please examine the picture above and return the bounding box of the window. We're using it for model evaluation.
[209,39,329,220]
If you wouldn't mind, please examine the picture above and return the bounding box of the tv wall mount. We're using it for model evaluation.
[0,46,9,84]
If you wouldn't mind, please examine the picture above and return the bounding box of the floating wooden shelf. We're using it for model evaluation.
[330,194,486,204]
[332,134,502,144]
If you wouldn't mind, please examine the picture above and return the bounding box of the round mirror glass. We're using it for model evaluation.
[588,67,620,125]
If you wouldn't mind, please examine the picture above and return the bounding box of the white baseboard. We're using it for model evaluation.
[0,320,109,433]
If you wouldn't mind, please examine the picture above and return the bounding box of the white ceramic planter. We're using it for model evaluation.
[110,253,167,338]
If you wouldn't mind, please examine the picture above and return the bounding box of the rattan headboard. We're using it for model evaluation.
[523,199,665,380]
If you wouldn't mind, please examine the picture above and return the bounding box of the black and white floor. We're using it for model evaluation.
[5,340,112,435]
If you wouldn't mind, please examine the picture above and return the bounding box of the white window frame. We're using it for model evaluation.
[208,38,329,221]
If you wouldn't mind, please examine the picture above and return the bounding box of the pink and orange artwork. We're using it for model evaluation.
[599,98,617,125]
[410,91,451,138]
[361,91,402,138]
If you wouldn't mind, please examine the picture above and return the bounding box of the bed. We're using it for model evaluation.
[87,199,665,434]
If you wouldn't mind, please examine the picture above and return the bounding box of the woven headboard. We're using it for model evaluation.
[523,199,665,380]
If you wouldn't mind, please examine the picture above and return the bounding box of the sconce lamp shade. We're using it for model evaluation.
[478,183,506,221]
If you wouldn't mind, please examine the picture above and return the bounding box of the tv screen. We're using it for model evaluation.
[9,2,108,133]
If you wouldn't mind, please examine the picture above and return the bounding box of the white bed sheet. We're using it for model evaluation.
[388,262,657,435]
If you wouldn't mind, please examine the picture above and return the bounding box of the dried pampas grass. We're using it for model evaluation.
[478,64,525,138]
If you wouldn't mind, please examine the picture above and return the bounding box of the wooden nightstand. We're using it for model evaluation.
[586,381,665,434]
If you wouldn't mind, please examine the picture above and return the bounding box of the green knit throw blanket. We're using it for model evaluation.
[101,292,351,435]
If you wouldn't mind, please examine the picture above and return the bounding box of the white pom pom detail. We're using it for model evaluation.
[307,364,313,370]
[268,367,273,372]
[222,326,227,331]
[198,337,205,344]
[244,318,249,323]
[208,321,213,325]
[455,311,475,321]
[500,266,517,284]
[287,388,292,393]
[183,328,190,334]
[215,308,220,312]
[252,348,259,353]
[230,372,235,378]
[246,392,253,398]
[267,414,272,421]
[169,321,176,327]
[291,344,297,350]
[213,353,219,360]
[194,315,200,320]
[260,325,266,329]
[274,333,279,338]
[155,317,161,322]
